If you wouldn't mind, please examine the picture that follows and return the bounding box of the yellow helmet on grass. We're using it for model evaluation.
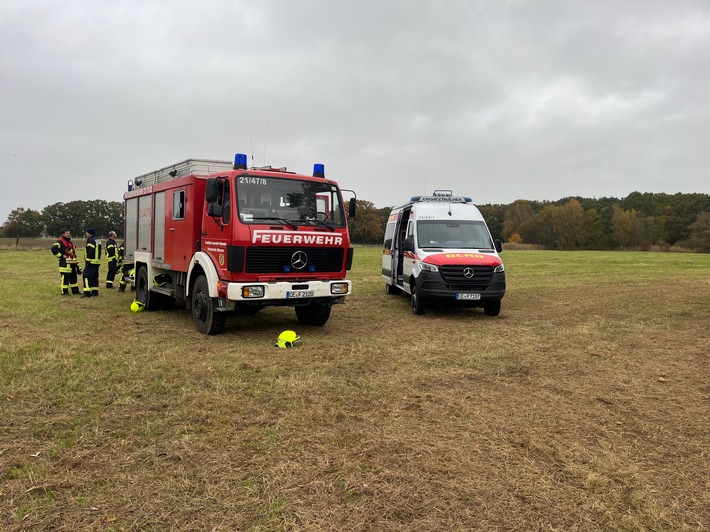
[275,330,301,348]
[130,300,145,313]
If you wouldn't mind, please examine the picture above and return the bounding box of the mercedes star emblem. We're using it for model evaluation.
[463,267,475,279]
[291,251,308,270]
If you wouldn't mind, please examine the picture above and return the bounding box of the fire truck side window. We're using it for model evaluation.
[173,190,185,220]
[222,180,230,223]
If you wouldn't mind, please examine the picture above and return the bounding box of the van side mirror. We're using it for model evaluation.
[403,236,414,252]
[494,239,503,253]
[208,203,223,217]
[348,198,357,218]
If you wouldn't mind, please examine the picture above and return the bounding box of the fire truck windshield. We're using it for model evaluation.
[417,220,494,250]
[236,176,346,228]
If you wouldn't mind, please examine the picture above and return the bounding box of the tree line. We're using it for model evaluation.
[3,192,710,252]
[1,200,124,241]
[348,193,710,252]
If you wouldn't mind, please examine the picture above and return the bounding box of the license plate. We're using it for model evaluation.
[287,290,314,299]
[456,293,481,300]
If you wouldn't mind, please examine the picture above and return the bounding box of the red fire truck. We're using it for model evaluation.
[123,153,356,335]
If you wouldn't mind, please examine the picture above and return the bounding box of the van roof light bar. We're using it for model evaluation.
[410,194,472,204]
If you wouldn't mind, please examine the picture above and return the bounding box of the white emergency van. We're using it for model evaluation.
[382,190,506,315]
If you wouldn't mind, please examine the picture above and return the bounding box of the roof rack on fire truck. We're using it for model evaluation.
[128,158,233,190]
[409,190,473,204]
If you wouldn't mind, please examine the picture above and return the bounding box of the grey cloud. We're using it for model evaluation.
[2,0,709,225]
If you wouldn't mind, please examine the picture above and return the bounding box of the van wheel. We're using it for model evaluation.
[192,275,227,335]
[385,283,401,295]
[295,301,332,326]
[484,300,501,316]
[411,286,425,315]
[136,266,162,311]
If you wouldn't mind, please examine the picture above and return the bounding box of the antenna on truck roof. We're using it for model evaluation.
[263,121,269,166]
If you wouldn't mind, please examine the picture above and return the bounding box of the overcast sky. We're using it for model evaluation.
[2,0,709,225]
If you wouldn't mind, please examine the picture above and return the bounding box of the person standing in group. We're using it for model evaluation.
[117,240,130,292]
[51,229,82,295]
[105,231,119,289]
[81,228,102,298]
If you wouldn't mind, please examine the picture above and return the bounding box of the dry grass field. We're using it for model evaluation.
[1,244,709,531]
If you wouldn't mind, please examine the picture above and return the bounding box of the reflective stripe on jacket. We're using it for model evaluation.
[52,236,78,270]
[106,238,118,263]
[85,236,102,265]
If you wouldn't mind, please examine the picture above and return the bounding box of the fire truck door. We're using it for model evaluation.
[154,192,166,262]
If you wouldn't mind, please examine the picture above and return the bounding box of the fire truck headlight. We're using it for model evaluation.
[494,264,505,273]
[242,285,265,298]
[330,283,349,295]
[420,262,438,273]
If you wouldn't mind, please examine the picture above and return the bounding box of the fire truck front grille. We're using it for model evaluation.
[246,247,345,274]
[439,265,494,289]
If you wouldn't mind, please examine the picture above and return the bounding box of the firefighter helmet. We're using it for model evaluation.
[130,300,145,313]
[275,330,301,348]
[153,273,172,287]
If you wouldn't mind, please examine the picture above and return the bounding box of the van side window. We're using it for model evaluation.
[406,221,415,241]
[383,222,396,250]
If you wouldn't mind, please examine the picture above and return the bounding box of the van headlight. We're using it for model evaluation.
[494,264,505,273]
[420,262,438,272]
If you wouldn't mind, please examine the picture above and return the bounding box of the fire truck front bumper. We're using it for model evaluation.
[226,279,352,303]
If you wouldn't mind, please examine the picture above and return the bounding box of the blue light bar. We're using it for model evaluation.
[233,153,248,170]
[313,163,325,178]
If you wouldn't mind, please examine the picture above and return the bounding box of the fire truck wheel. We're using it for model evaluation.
[192,275,227,335]
[483,300,501,317]
[295,301,332,326]
[411,285,425,315]
[136,266,162,311]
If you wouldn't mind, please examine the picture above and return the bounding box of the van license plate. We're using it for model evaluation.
[287,290,314,299]
[456,293,481,300]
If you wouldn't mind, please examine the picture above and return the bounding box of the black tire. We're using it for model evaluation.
[484,300,501,316]
[136,266,162,311]
[411,285,425,315]
[295,300,332,326]
[385,282,401,295]
[192,275,227,335]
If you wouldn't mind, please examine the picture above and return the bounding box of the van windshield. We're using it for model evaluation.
[417,220,494,250]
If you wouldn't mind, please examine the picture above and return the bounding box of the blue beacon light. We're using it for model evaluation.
[313,163,325,178]
[233,153,248,170]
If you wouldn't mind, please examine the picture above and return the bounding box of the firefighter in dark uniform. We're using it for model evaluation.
[81,228,102,297]
[117,240,127,292]
[105,231,119,288]
[51,229,81,295]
